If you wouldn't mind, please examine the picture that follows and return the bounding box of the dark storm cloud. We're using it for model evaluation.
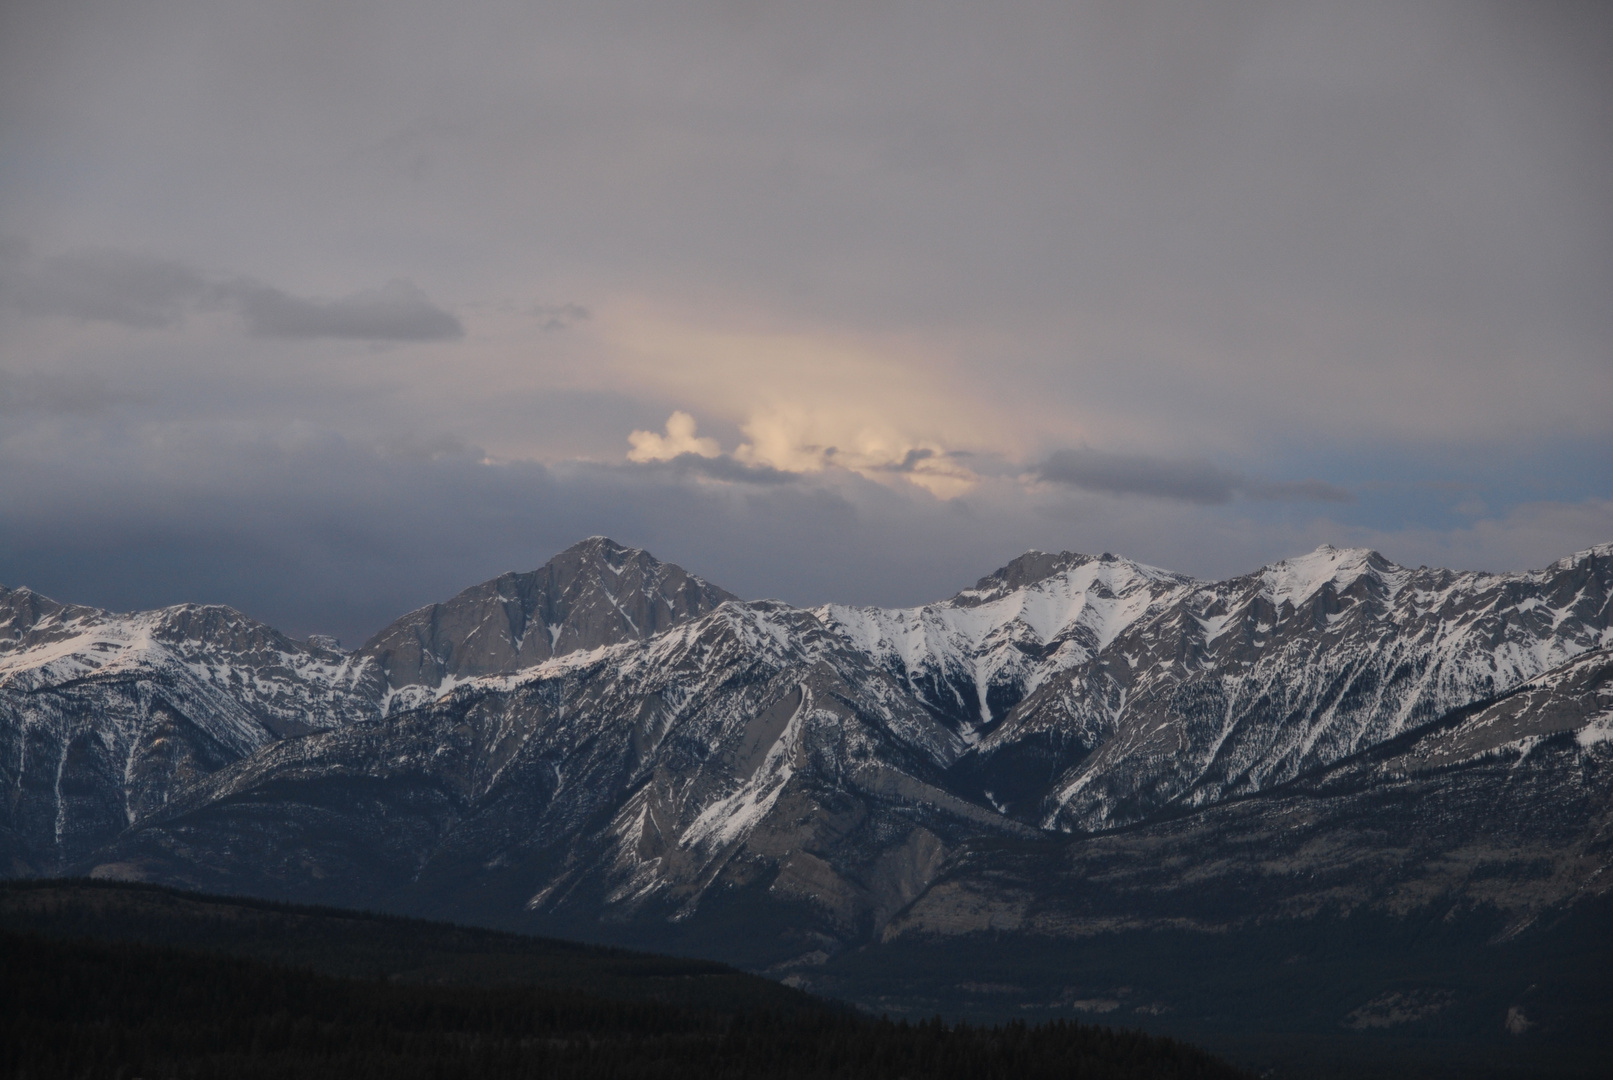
[0,407,1601,646]
[0,242,461,341]
[0,422,976,643]
[0,241,207,328]
[1038,449,1242,504]
[227,278,463,341]
[1038,448,1353,505]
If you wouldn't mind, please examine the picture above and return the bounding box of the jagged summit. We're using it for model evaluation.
[1254,544,1401,608]
[954,549,1186,607]
[357,537,736,691]
[0,586,317,667]
[815,548,1195,735]
[1552,542,1613,573]
[958,550,1095,601]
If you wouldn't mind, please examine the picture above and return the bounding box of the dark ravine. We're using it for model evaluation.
[3,536,1611,1074]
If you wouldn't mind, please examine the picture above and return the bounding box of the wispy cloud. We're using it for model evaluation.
[532,302,591,332]
[2,405,1599,646]
[625,413,797,484]
[627,452,799,486]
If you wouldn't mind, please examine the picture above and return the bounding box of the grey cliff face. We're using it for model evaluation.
[3,540,1611,979]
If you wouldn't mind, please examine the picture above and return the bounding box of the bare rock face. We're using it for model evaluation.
[357,537,736,695]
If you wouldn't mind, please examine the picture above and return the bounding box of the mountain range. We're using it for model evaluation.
[3,535,1610,1066]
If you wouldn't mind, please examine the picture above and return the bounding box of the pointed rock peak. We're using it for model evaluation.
[0,584,58,605]
[358,538,738,691]
[548,536,653,582]
[961,550,1096,600]
[146,602,299,653]
[0,586,96,642]
[532,538,739,614]
[305,634,344,653]
[951,548,1184,607]
[565,535,636,560]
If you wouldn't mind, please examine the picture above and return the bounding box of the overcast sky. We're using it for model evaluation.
[1,0,1609,644]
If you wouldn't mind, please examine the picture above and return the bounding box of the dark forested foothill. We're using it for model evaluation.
[1,881,1247,1080]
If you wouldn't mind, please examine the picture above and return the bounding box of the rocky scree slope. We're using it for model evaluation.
[3,538,1610,970]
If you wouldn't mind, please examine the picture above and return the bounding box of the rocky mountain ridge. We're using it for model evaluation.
[2,537,1610,988]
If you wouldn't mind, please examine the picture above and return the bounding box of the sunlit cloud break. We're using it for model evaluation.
[626,410,979,498]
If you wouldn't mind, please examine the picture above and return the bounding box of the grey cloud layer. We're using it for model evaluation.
[1037,448,1354,505]
[0,0,1607,633]
[0,244,461,341]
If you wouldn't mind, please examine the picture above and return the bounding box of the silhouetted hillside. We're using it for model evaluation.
[0,880,1247,1080]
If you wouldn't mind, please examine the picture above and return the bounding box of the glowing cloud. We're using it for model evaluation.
[627,411,722,463]
[732,406,978,498]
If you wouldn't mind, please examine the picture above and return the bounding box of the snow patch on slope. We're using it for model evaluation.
[680,686,808,850]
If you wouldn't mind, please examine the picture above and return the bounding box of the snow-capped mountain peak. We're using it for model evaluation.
[815,550,1194,733]
[1255,544,1406,609]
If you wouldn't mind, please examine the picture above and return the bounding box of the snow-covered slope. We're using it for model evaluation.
[0,586,381,871]
[1009,543,1613,831]
[815,552,1193,740]
[881,646,1613,955]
